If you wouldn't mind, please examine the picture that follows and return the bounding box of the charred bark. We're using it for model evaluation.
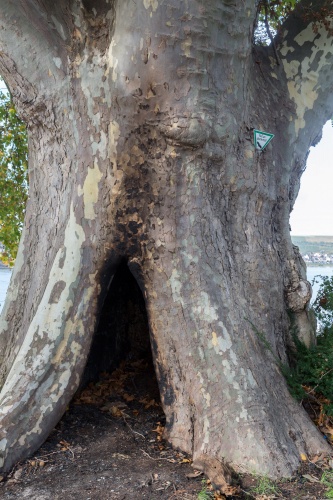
[0,0,333,482]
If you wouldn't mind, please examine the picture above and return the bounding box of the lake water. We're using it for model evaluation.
[306,266,333,303]
[0,267,12,313]
[0,266,332,314]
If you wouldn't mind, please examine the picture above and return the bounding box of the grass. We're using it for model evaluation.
[321,471,333,498]
[250,475,281,497]
[197,479,214,499]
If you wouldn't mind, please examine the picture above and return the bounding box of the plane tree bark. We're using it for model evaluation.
[0,0,333,483]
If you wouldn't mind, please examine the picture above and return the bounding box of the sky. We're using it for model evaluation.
[290,120,333,236]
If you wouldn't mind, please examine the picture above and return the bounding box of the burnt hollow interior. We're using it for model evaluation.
[82,261,159,397]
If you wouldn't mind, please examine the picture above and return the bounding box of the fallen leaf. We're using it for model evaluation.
[111,453,130,460]
[186,471,203,479]
[13,469,23,480]
[302,474,320,483]
[179,458,191,464]
[214,492,227,499]
[0,476,4,482]
[101,402,125,417]
[139,397,159,409]
[300,453,307,461]
[123,393,135,402]
[110,406,123,417]
[152,424,164,435]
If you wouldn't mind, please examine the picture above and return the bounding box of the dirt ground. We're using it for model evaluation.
[0,358,332,500]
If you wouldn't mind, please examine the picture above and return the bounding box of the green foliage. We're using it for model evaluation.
[255,1,299,45]
[286,328,333,415]
[197,480,213,500]
[248,275,333,416]
[250,474,280,496]
[321,471,333,498]
[255,1,333,45]
[313,275,333,331]
[0,79,28,261]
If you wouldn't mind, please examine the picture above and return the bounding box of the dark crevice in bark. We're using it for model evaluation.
[82,260,155,389]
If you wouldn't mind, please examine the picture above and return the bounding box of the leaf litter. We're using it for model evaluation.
[1,357,333,499]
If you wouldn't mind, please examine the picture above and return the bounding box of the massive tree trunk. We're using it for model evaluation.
[0,0,333,482]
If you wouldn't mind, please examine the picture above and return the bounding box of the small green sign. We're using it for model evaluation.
[254,129,274,151]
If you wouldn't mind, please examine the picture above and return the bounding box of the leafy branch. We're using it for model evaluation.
[0,78,28,262]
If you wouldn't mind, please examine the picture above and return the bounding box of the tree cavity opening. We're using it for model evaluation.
[82,261,161,406]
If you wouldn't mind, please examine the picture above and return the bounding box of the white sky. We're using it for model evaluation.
[290,120,333,236]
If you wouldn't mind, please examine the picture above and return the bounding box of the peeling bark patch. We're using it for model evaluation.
[143,0,158,12]
[181,37,192,58]
[0,438,7,453]
[78,161,103,220]
[281,24,333,134]
[193,292,218,322]
[49,281,66,304]
[211,330,232,355]
[169,269,184,306]
[108,40,119,82]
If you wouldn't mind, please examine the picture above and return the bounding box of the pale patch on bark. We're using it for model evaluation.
[143,0,159,13]
[201,416,210,449]
[180,250,199,267]
[109,120,120,163]
[221,359,240,391]
[51,16,67,41]
[107,40,119,82]
[0,439,6,468]
[169,269,185,307]
[92,131,108,159]
[244,148,253,159]
[181,36,192,58]
[294,24,321,47]
[193,292,218,322]
[52,57,62,69]
[79,52,112,127]
[196,371,211,409]
[281,24,333,134]
[78,161,103,220]
[211,329,232,355]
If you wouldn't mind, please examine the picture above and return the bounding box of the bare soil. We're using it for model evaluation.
[0,358,332,500]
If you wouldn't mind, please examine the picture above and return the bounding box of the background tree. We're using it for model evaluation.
[0,0,333,486]
[0,80,28,263]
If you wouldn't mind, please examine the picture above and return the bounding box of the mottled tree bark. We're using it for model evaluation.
[0,0,333,482]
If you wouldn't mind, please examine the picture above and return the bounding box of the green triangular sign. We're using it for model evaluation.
[254,129,274,151]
